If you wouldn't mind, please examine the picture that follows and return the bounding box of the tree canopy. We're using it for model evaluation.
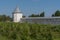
[29,12,45,17]
[0,15,12,22]
[52,10,60,17]
[40,12,44,17]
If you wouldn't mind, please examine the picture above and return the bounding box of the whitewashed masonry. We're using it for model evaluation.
[13,7,60,24]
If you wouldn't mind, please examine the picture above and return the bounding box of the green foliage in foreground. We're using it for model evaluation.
[0,22,60,40]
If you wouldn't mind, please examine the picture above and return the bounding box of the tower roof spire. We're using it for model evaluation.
[14,6,21,13]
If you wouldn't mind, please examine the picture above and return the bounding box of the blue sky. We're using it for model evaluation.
[0,0,60,17]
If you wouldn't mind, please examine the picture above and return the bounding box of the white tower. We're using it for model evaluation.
[12,6,23,22]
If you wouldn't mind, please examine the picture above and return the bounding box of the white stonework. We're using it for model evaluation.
[13,7,23,22]
[12,6,60,25]
[21,17,60,24]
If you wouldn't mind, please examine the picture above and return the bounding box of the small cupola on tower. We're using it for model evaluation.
[14,6,21,13]
[12,6,23,22]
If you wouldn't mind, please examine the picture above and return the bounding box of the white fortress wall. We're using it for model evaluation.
[21,17,60,24]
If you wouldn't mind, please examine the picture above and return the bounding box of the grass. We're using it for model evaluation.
[0,22,59,40]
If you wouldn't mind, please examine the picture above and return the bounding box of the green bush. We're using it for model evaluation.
[0,22,59,40]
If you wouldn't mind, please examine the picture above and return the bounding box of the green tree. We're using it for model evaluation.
[29,14,36,17]
[52,14,55,17]
[0,15,12,22]
[29,12,45,17]
[22,15,26,18]
[40,12,44,17]
[52,10,60,17]
[6,16,12,21]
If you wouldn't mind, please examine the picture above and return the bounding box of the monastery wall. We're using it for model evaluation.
[21,17,60,25]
